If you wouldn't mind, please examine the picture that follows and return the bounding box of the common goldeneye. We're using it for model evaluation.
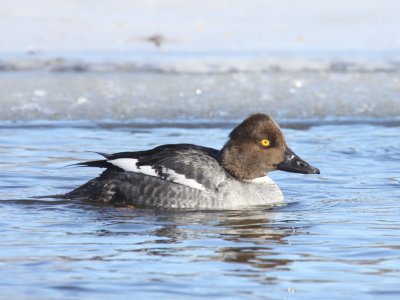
[67,114,319,209]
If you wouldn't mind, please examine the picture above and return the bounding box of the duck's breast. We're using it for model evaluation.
[216,176,284,209]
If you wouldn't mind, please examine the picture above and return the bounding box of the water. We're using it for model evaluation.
[1,119,400,299]
[1,1,400,298]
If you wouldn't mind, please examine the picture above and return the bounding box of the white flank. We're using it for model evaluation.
[108,158,205,191]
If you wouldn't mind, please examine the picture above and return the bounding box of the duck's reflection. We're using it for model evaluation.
[91,203,308,279]
[143,206,303,272]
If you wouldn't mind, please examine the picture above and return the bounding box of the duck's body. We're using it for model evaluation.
[67,114,319,209]
[67,144,283,209]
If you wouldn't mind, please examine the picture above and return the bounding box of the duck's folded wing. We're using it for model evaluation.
[77,144,228,191]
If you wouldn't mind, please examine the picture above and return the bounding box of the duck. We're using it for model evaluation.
[66,114,319,209]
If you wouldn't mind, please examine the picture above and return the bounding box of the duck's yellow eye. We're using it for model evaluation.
[261,139,270,147]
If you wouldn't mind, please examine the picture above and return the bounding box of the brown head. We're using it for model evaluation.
[220,113,320,180]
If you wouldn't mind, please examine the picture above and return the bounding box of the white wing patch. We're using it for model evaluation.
[161,168,206,191]
[108,158,158,177]
[107,158,138,172]
[107,158,205,191]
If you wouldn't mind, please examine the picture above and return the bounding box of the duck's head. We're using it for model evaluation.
[220,113,320,180]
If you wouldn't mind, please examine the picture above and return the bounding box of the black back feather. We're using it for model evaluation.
[71,143,220,171]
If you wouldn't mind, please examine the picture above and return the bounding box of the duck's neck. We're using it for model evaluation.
[219,142,266,180]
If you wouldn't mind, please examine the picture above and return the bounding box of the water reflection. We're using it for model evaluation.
[91,205,304,276]
[213,211,294,272]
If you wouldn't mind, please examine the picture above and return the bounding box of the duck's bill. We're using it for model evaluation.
[277,147,320,174]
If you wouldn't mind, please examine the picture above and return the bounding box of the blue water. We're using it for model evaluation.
[1,120,399,299]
